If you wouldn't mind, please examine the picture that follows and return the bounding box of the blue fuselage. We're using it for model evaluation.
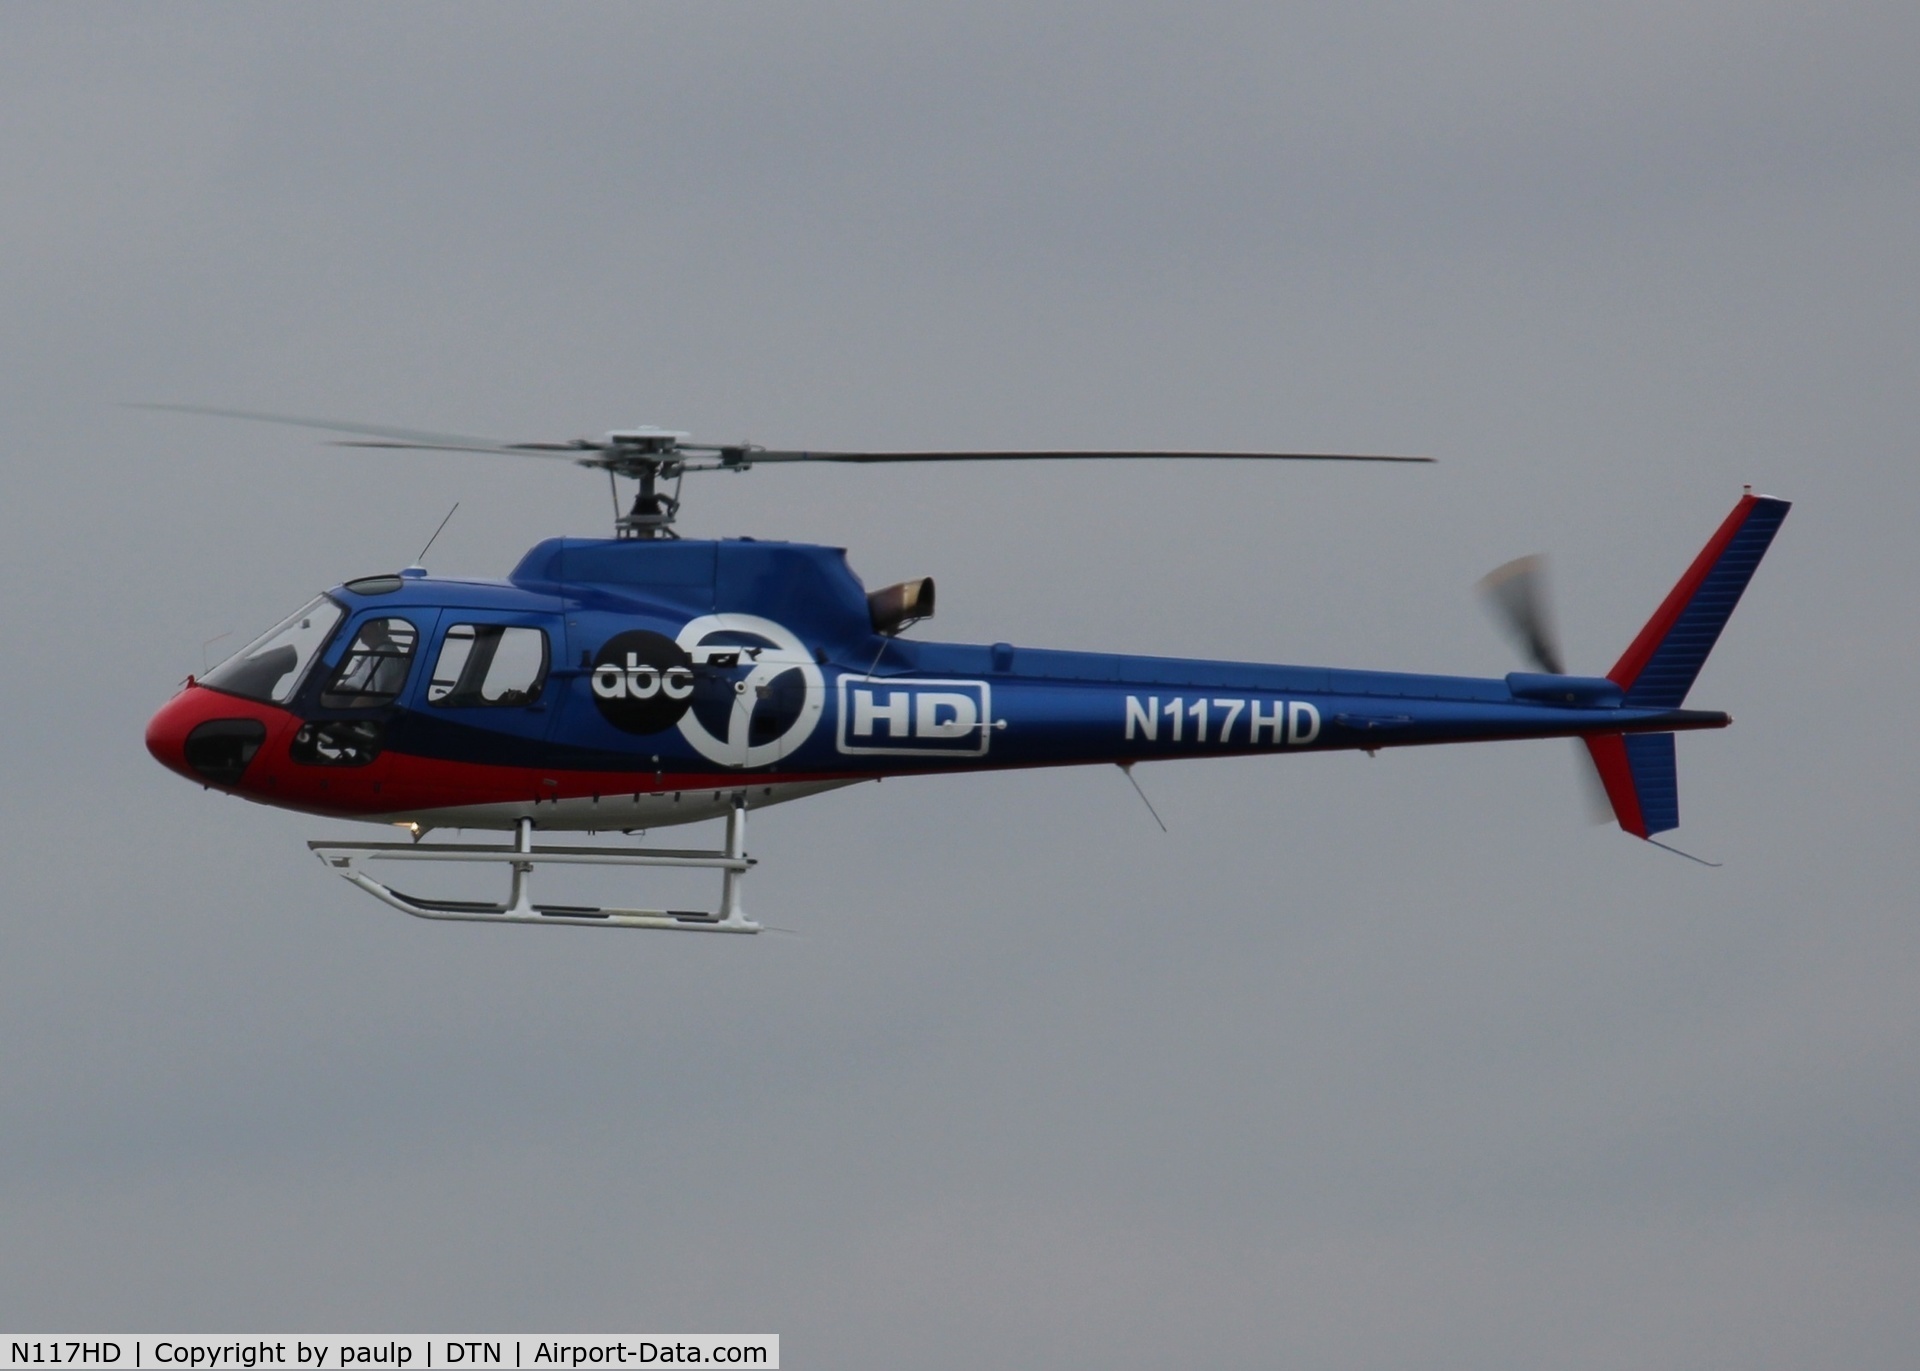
[145,536,1725,830]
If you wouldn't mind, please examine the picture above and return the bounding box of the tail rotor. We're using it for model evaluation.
[1477,551,1611,823]
[1477,552,1566,676]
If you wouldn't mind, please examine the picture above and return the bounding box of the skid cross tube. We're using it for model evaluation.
[310,809,758,931]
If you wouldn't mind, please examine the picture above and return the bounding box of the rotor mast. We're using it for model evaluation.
[602,430,686,540]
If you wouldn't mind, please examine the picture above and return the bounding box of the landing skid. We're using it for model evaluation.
[309,809,759,932]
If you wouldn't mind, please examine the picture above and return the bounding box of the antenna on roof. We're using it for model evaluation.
[412,501,460,569]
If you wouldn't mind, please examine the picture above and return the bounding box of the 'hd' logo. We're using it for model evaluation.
[836,676,993,757]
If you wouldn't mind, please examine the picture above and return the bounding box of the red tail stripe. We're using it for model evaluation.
[1584,734,1647,838]
[1608,494,1757,690]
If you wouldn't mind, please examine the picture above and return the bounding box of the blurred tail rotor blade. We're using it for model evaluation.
[1478,554,1607,823]
[1573,739,1614,825]
[1477,553,1567,676]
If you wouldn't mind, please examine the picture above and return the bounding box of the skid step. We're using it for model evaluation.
[309,809,760,932]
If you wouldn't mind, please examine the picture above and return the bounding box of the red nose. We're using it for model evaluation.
[146,684,287,787]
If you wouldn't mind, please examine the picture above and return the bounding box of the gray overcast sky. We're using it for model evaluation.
[2,5,1916,1366]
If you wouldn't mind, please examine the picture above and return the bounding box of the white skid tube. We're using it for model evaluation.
[309,810,759,932]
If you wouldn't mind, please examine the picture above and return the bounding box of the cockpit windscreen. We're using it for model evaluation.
[201,596,345,704]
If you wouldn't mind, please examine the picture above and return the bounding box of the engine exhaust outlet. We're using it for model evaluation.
[868,577,935,636]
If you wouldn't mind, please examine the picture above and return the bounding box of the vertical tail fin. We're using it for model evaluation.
[1608,492,1791,707]
[1585,732,1679,837]
[1591,492,1790,838]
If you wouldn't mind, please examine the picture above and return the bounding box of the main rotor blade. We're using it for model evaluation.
[126,403,590,456]
[738,449,1433,465]
[331,440,588,456]
[1477,552,1567,676]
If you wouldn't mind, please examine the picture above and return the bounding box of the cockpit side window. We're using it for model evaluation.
[201,596,346,704]
[320,618,419,709]
[427,625,549,707]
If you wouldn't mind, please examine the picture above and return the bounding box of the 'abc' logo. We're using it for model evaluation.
[589,630,696,734]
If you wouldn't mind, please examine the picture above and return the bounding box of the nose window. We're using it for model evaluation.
[201,596,345,704]
[320,618,419,709]
[427,625,549,707]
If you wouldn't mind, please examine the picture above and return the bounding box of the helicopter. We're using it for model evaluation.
[141,405,1789,932]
